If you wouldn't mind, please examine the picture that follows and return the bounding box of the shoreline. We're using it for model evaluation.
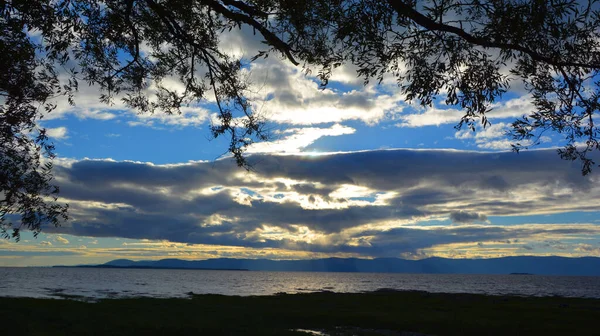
[53,265,250,271]
[2,291,599,335]
[3,287,600,301]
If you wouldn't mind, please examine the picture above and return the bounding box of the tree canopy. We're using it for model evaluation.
[2,0,600,239]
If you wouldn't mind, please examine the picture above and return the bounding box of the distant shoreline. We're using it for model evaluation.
[53,265,536,275]
[55,256,600,276]
[53,265,250,271]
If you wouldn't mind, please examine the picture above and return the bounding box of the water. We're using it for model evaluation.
[1,267,600,300]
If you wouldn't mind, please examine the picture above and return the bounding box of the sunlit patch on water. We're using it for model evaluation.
[292,329,328,336]
[292,327,432,335]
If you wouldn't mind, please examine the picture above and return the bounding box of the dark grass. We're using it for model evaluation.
[2,291,599,335]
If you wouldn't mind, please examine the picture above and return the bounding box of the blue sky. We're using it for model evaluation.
[2,27,600,266]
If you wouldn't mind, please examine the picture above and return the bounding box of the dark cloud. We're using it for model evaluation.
[48,149,600,256]
[316,226,598,257]
[338,91,376,110]
[291,183,337,198]
[450,211,488,224]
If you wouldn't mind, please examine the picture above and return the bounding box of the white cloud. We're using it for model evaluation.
[475,139,516,150]
[455,122,509,140]
[44,80,121,121]
[54,236,70,245]
[46,127,69,140]
[397,96,534,128]
[246,124,355,154]
[42,72,210,129]
[455,122,552,150]
[127,106,209,128]
[327,63,364,85]
[245,62,405,125]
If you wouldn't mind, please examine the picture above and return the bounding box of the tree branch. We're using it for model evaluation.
[203,0,299,65]
[109,0,141,79]
[220,0,268,18]
[386,0,599,70]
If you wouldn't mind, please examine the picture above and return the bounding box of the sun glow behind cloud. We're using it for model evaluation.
[3,149,600,266]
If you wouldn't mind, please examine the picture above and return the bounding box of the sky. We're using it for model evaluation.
[2,26,600,266]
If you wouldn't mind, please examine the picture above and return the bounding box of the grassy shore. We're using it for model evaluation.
[2,290,599,335]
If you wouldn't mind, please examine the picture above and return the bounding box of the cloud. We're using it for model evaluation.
[450,211,488,224]
[455,122,509,140]
[455,122,554,150]
[0,250,80,257]
[46,127,69,140]
[341,224,600,257]
[54,236,70,245]
[397,96,534,128]
[0,236,359,265]
[39,241,53,246]
[126,106,209,128]
[43,73,209,129]
[246,124,355,154]
[575,244,600,255]
[44,78,121,121]
[244,62,404,125]
[44,149,600,257]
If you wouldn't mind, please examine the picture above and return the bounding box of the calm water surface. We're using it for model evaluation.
[1,267,599,300]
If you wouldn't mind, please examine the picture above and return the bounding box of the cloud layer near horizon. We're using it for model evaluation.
[42,149,600,258]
